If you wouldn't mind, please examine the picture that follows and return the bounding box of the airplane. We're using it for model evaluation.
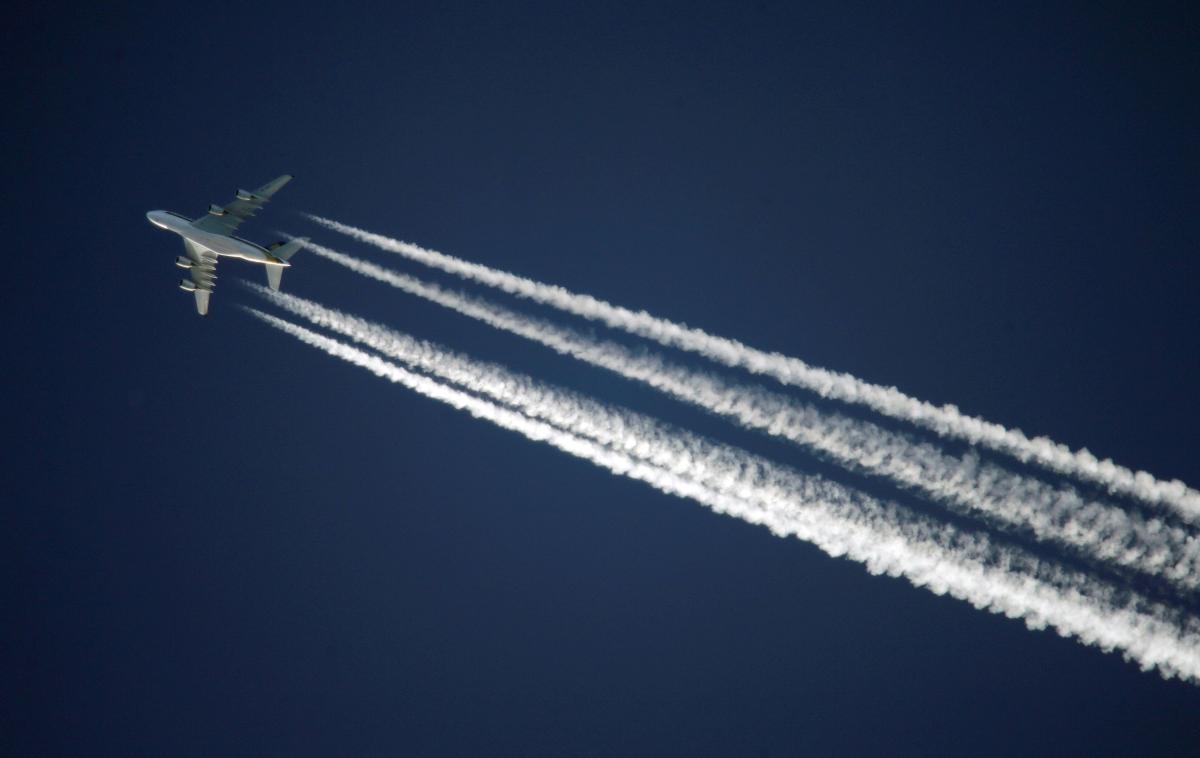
[146,174,306,316]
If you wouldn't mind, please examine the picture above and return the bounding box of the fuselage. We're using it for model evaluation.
[146,210,287,266]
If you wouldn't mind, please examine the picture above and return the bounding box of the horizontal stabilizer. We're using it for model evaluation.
[268,236,307,262]
[265,264,284,292]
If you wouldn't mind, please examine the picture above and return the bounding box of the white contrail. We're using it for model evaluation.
[272,251,1200,591]
[307,215,1200,524]
[248,308,1200,682]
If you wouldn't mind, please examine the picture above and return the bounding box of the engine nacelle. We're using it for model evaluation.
[235,188,261,202]
[175,256,194,269]
[179,279,197,292]
[208,204,227,216]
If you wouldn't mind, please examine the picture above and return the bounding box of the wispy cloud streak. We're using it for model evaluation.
[307,215,1200,524]
[247,307,1200,683]
[279,249,1200,591]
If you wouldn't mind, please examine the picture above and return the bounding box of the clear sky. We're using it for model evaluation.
[7,1,1200,754]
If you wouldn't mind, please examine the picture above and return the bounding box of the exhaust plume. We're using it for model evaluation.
[247,308,1200,683]
[306,215,1200,524]
[273,251,1200,591]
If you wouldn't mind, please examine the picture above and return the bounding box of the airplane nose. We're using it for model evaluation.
[146,210,167,229]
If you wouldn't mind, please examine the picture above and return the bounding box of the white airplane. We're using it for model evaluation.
[146,174,306,316]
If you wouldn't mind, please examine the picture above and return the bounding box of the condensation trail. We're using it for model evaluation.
[306,215,1200,524]
[247,308,1200,682]
[270,250,1200,592]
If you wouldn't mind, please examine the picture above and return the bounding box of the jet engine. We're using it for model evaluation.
[208,204,227,216]
[179,279,198,292]
[235,189,261,202]
[175,256,193,269]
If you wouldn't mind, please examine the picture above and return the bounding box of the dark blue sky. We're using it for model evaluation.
[8,2,1200,754]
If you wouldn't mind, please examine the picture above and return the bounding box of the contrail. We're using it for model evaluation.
[307,215,1200,524]
[272,251,1200,591]
[247,308,1200,682]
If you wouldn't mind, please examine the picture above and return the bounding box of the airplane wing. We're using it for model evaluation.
[191,174,293,235]
[183,239,218,316]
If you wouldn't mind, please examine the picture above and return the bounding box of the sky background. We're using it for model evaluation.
[6,1,1200,754]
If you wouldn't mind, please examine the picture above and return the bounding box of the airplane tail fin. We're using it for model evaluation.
[264,236,305,291]
[268,237,307,262]
[265,264,284,292]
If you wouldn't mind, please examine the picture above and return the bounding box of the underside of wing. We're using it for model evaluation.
[191,174,293,235]
[181,239,219,315]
